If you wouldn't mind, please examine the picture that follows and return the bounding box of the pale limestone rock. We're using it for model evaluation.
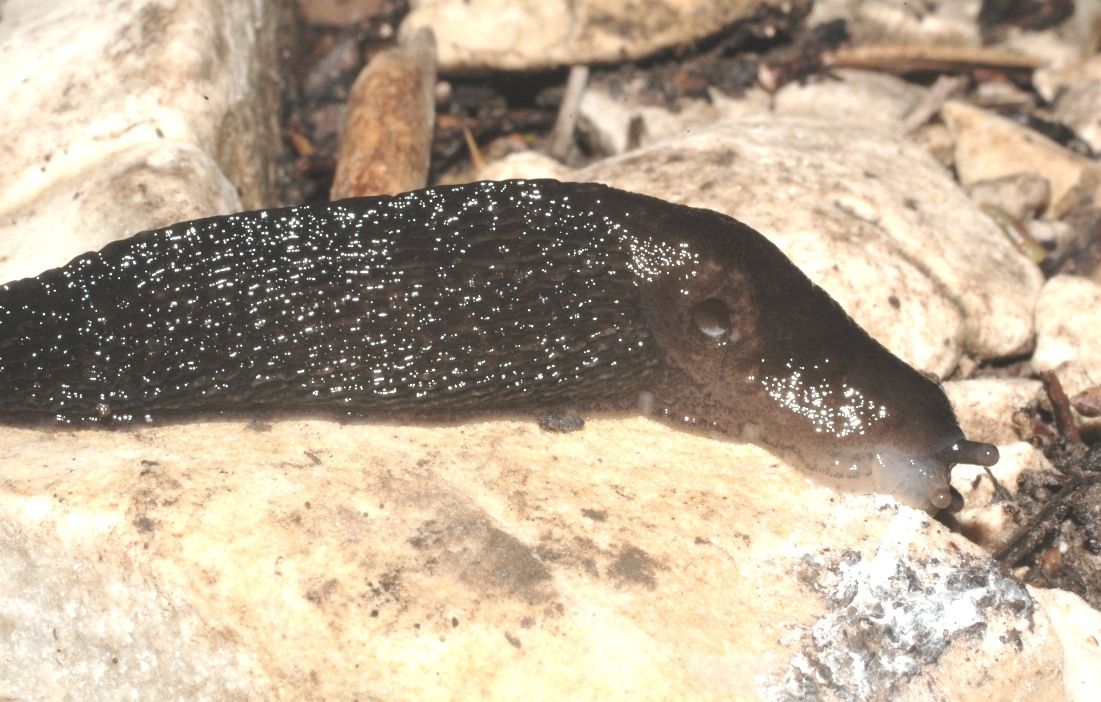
[0,144,239,283]
[951,442,1054,553]
[575,82,772,156]
[1033,274,1101,396]
[911,122,955,167]
[1026,219,1075,250]
[578,87,731,156]
[1035,55,1101,102]
[806,0,981,46]
[768,509,1063,702]
[972,78,1035,110]
[476,150,574,181]
[1036,55,1101,154]
[399,0,797,71]
[577,116,1041,376]
[773,69,924,133]
[998,29,1081,67]
[1053,82,1101,154]
[1032,588,1101,702]
[1057,0,1101,56]
[942,100,1101,218]
[0,418,1068,701]
[966,174,1052,221]
[0,0,286,283]
[943,378,1042,445]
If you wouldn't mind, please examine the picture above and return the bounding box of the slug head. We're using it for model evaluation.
[615,195,998,511]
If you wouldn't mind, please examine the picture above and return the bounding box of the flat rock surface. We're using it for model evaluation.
[0,417,1067,701]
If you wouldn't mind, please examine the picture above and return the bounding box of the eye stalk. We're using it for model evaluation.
[934,439,999,468]
[915,439,1000,511]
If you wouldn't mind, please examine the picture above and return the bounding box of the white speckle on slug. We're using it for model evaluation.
[760,360,888,440]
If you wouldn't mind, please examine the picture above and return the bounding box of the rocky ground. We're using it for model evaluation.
[1,0,1100,700]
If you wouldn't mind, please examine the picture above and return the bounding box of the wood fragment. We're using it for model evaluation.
[461,123,486,172]
[331,28,437,199]
[1043,371,1083,444]
[827,44,1045,74]
[993,490,1074,566]
[983,465,1014,502]
[286,127,316,158]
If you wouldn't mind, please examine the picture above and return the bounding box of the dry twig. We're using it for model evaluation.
[827,44,1044,74]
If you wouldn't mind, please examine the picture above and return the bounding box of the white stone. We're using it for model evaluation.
[1053,82,1101,154]
[1031,587,1101,702]
[942,100,1101,219]
[1036,54,1101,154]
[0,418,1067,701]
[578,87,714,156]
[951,442,1054,552]
[1026,219,1075,250]
[577,116,1042,375]
[0,144,239,283]
[998,28,1081,67]
[1035,55,1101,102]
[576,84,772,156]
[773,69,924,133]
[1033,274,1101,396]
[0,0,285,283]
[400,0,794,71]
[807,0,981,46]
[944,378,1042,445]
[476,150,573,181]
[911,122,956,167]
[966,173,1052,221]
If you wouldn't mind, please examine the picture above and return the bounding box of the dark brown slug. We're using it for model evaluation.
[0,179,997,510]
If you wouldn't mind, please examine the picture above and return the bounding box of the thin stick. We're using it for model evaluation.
[901,74,967,134]
[828,44,1044,73]
[1043,371,1083,444]
[549,65,590,160]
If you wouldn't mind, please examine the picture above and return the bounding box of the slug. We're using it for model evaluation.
[0,179,997,510]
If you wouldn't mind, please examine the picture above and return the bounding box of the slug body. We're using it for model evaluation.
[0,179,996,510]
